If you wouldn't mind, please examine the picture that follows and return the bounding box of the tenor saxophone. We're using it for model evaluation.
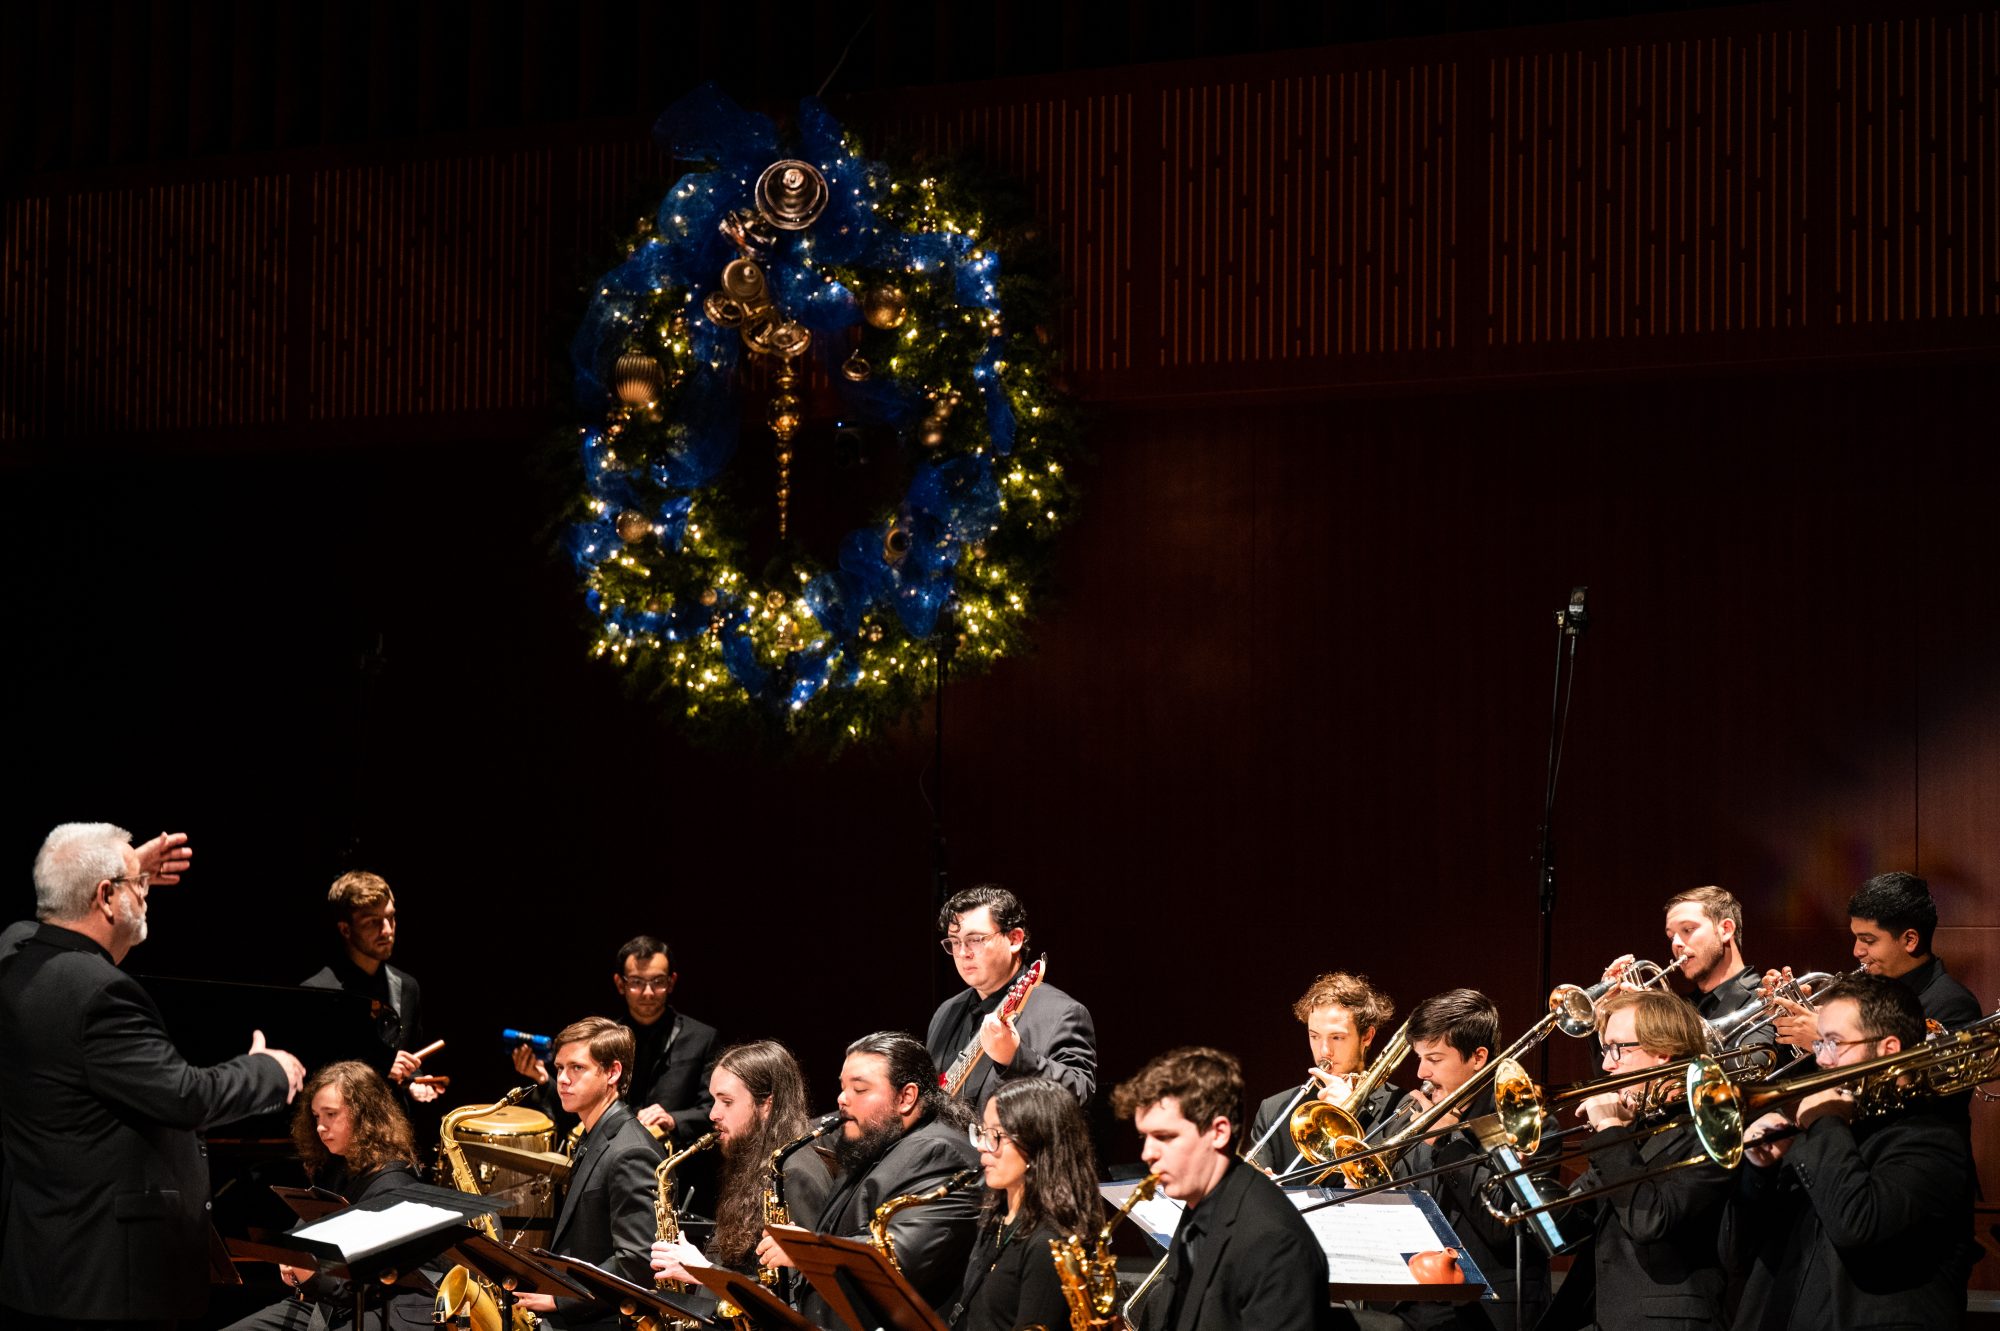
[1049,1172,1158,1331]
[869,1168,982,1273]
[435,1086,538,1331]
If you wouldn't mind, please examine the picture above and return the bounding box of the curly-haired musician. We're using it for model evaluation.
[1112,1046,1336,1331]
[1245,970,1399,1173]
[1723,974,1975,1330]
[946,1078,1103,1331]
[223,1061,434,1331]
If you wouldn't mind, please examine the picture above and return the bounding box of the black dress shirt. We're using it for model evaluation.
[948,1215,1068,1331]
[1895,955,1984,1030]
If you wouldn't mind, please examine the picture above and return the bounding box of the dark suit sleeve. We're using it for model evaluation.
[84,972,290,1130]
[1785,1114,1967,1249]
[650,1020,718,1145]
[1591,1126,1732,1244]
[858,1139,982,1309]
[996,992,1096,1103]
[1927,979,1984,1031]
[783,1148,834,1236]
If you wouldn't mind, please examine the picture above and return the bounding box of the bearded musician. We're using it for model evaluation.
[1538,990,1732,1331]
[1244,970,1397,1173]
[648,1040,833,1284]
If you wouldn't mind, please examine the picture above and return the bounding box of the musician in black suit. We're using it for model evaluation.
[1246,970,1400,1173]
[1847,871,1984,1029]
[513,1017,664,1327]
[1109,1046,1335,1331]
[223,1060,433,1331]
[759,1031,983,1320]
[1657,885,1774,1044]
[926,885,1096,1107]
[301,870,439,1103]
[1538,990,1732,1331]
[1389,989,1551,1330]
[1723,974,1975,1330]
[0,821,305,1328]
[514,935,719,1145]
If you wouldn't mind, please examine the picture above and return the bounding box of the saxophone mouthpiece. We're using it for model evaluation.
[502,1084,533,1107]
[809,1110,843,1135]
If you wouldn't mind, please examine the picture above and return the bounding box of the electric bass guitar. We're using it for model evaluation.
[940,957,1047,1095]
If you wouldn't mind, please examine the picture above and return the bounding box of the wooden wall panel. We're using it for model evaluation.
[895,95,1136,373]
[0,198,51,442]
[305,150,555,420]
[60,177,290,434]
[1487,31,1810,342]
[1833,12,2000,324]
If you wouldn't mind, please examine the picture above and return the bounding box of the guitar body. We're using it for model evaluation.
[940,958,1047,1094]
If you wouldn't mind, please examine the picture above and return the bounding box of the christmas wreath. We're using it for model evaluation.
[568,86,1078,747]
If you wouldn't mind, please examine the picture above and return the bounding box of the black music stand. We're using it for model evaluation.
[763,1224,950,1331]
[437,1233,594,1328]
[685,1264,823,1331]
[285,1184,492,1326]
[532,1251,719,1327]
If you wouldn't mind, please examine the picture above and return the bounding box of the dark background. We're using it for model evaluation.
[1,0,1996,1303]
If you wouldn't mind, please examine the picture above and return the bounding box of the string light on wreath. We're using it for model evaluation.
[567,85,1078,746]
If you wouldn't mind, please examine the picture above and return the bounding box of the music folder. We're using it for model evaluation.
[443,1234,594,1301]
[529,1251,714,1325]
[284,1184,493,1289]
[684,1264,822,1331]
[762,1223,950,1331]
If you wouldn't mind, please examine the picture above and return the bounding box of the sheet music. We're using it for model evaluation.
[1098,1181,1183,1248]
[1285,1188,1470,1285]
[294,1200,471,1258]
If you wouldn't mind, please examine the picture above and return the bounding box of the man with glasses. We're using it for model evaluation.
[1724,974,1974,1329]
[302,869,439,1103]
[514,935,718,1145]
[925,884,1096,1107]
[0,822,306,1328]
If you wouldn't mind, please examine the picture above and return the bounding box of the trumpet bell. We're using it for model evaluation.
[1548,984,1599,1039]
[1685,1057,1745,1169]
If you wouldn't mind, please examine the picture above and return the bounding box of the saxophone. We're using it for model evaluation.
[435,1086,538,1331]
[869,1168,982,1273]
[652,1127,716,1319]
[1049,1172,1158,1331]
[760,1111,842,1287]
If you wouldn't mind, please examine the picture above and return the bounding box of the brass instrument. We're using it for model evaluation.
[761,1111,841,1287]
[1548,955,1687,1038]
[436,1087,539,1331]
[1287,1016,1412,1188]
[869,1168,981,1273]
[1470,1028,2000,1227]
[1049,1172,1157,1331]
[1707,966,1858,1050]
[652,1130,718,1321]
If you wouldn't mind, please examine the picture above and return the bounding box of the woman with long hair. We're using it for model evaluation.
[223,1060,430,1330]
[946,1077,1103,1331]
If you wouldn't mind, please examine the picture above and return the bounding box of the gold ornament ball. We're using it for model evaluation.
[700,588,719,607]
[643,597,664,613]
[862,285,908,330]
[614,352,665,406]
[615,510,650,542]
[920,420,945,448]
[865,622,885,643]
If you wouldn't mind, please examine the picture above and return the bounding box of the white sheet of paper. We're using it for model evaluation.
[1286,1188,1452,1283]
[294,1200,472,1259]
[1098,1181,1183,1248]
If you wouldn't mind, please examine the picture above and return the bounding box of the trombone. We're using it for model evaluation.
[1281,1017,1412,1186]
[1469,1026,2000,1228]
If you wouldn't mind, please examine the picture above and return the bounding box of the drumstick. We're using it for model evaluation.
[412,1039,446,1063]
[412,1075,451,1088]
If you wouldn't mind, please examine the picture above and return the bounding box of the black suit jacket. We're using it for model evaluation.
[927,976,1097,1108]
[1132,1159,1336,1331]
[301,957,425,1070]
[1246,1079,1399,1175]
[549,1099,668,1325]
[1899,955,1984,1030]
[1536,1118,1731,1331]
[806,1112,984,1319]
[0,922,292,1320]
[1722,1105,1973,1330]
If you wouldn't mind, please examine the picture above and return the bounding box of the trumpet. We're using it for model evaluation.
[1548,955,1688,1038]
[1707,966,1860,1050]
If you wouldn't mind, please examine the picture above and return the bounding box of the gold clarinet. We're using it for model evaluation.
[870,1168,982,1273]
[760,1112,841,1286]
[1049,1172,1158,1331]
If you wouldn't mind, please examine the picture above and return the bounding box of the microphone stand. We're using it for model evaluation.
[1536,589,1589,1084]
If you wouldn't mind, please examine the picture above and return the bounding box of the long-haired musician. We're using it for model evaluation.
[1244,970,1398,1173]
[946,1078,1104,1331]
[223,1060,432,1331]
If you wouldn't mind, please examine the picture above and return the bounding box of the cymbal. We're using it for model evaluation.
[457,1139,573,1182]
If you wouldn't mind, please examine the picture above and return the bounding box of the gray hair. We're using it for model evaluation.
[32,823,132,922]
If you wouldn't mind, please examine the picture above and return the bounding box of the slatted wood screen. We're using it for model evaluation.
[3,4,1995,447]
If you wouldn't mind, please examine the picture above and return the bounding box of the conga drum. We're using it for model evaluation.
[451,1103,557,1245]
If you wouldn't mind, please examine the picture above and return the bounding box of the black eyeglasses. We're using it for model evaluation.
[1601,1040,1644,1066]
